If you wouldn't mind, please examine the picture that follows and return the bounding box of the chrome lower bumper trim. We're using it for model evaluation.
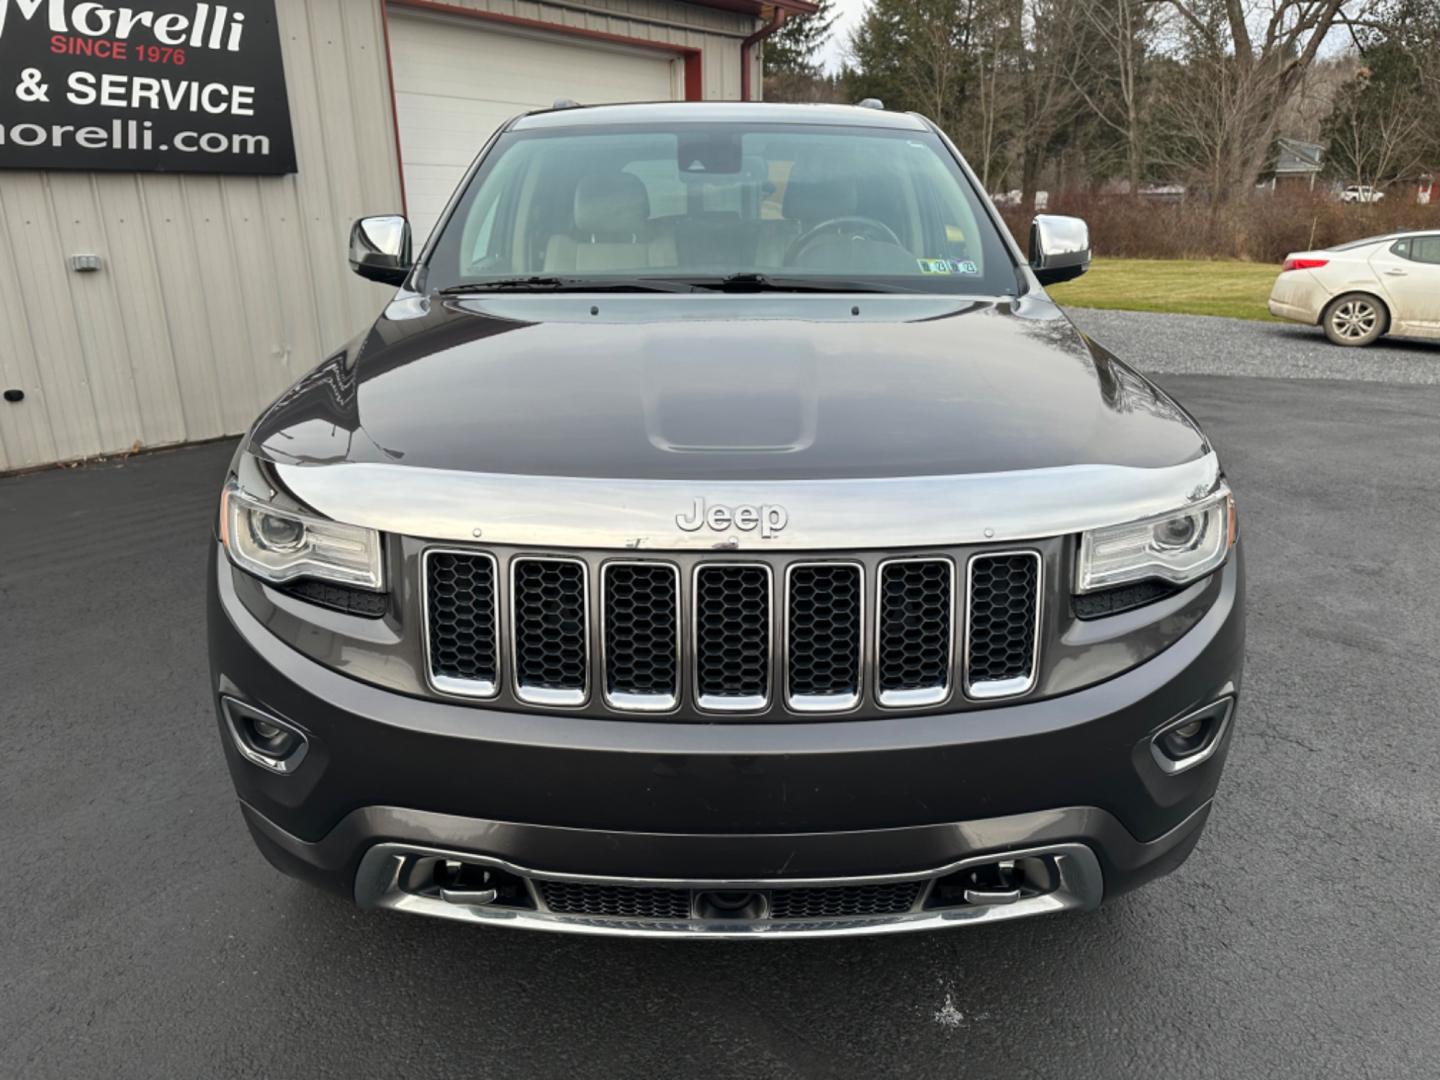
[353,841,1104,939]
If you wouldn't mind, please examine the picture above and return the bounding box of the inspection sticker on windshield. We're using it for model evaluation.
[918,258,979,275]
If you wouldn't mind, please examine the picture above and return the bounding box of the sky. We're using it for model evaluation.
[818,0,868,73]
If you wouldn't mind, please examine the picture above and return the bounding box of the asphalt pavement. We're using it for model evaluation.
[3,314,1439,1079]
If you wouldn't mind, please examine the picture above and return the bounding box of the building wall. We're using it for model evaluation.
[0,0,757,472]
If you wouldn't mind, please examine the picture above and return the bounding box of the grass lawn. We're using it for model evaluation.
[1047,257,1280,321]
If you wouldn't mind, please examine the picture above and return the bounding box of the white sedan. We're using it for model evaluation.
[1269,231,1440,346]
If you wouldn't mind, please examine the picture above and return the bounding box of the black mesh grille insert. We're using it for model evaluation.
[695,565,770,705]
[877,560,953,696]
[512,558,588,696]
[767,882,923,919]
[604,563,679,701]
[426,551,497,687]
[967,552,1040,688]
[787,564,862,702]
[539,882,692,920]
[281,578,388,618]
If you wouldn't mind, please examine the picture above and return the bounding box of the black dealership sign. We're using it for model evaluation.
[0,1,296,174]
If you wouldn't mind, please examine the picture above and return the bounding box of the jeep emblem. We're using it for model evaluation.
[676,498,789,539]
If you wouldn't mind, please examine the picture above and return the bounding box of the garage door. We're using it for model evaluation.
[387,11,681,242]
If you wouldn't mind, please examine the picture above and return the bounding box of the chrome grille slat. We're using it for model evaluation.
[786,562,863,712]
[965,551,1042,699]
[510,556,590,706]
[602,562,681,711]
[693,564,772,711]
[876,558,954,708]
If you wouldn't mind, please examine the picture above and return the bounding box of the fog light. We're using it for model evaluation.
[1170,717,1204,740]
[1151,698,1234,774]
[221,697,309,775]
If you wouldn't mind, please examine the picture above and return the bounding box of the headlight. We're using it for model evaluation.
[1077,486,1235,593]
[220,479,384,590]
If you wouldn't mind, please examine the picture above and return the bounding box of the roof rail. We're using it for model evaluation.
[855,98,884,110]
[551,98,581,110]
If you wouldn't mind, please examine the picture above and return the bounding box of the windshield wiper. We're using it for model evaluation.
[682,273,903,294]
[437,273,912,295]
[436,276,696,294]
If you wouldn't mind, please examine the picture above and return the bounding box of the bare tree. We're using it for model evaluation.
[1325,72,1430,185]
[1067,0,1164,196]
[971,17,1014,190]
[1152,0,1374,200]
[1007,0,1087,210]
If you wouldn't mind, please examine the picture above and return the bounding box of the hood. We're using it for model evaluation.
[248,293,1207,481]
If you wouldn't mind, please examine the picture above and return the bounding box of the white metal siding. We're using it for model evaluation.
[390,11,678,242]
[0,0,756,472]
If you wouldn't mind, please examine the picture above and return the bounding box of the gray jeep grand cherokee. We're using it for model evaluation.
[209,101,1244,938]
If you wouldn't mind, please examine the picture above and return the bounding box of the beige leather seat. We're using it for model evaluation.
[544,173,677,273]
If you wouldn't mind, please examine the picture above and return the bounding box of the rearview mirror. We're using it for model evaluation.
[349,215,412,286]
[1029,215,1090,286]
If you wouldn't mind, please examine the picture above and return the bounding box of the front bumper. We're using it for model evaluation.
[210,544,1245,936]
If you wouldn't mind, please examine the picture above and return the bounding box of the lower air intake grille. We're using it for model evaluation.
[767,882,924,919]
[787,563,862,708]
[534,881,923,921]
[694,564,771,709]
[538,881,692,920]
[603,563,680,708]
[511,557,588,705]
[426,551,498,694]
[966,552,1041,697]
[876,559,953,706]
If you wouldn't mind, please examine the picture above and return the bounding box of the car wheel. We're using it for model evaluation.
[1322,293,1387,347]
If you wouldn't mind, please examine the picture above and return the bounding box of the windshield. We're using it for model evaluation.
[423,122,1016,294]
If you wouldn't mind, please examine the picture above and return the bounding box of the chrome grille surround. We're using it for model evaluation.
[600,560,682,712]
[509,555,590,707]
[963,550,1043,700]
[422,548,501,699]
[874,557,955,709]
[422,543,1049,718]
[692,562,774,713]
[784,561,864,713]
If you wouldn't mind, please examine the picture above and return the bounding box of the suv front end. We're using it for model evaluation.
[207,102,1244,938]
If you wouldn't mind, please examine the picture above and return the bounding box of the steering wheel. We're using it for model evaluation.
[784,216,904,266]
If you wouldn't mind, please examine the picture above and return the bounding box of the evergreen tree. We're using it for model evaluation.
[765,0,839,78]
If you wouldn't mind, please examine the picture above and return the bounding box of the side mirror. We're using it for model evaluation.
[1029,214,1090,286]
[349,215,412,286]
